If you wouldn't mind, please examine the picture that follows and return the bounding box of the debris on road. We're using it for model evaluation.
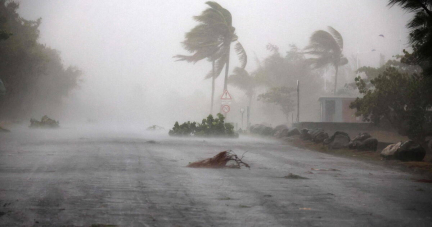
[0,126,10,132]
[311,168,340,171]
[187,150,250,169]
[30,115,59,128]
[283,173,308,179]
[146,125,164,131]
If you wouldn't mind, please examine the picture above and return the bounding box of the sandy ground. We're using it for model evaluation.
[1,125,432,227]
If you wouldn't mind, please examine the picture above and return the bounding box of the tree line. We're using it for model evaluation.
[0,1,81,120]
[175,1,432,160]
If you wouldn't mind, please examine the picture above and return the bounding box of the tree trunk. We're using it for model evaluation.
[334,64,339,95]
[210,60,215,115]
[223,45,231,91]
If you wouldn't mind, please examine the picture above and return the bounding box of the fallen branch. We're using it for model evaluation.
[187,150,250,169]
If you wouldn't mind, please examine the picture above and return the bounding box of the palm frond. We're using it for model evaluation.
[327,26,343,50]
[305,30,340,54]
[388,0,432,13]
[206,1,232,26]
[234,42,247,69]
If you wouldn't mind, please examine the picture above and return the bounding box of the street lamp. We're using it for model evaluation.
[240,108,245,130]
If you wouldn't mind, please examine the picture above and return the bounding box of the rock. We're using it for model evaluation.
[250,124,264,134]
[324,131,350,144]
[312,132,329,143]
[353,132,372,142]
[326,131,351,149]
[381,142,402,159]
[272,124,288,136]
[286,128,300,137]
[357,138,378,151]
[261,126,274,136]
[300,129,311,140]
[273,125,289,138]
[329,134,350,149]
[396,141,426,162]
[275,128,289,138]
[308,128,323,139]
[348,133,372,149]
[348,133,378,151]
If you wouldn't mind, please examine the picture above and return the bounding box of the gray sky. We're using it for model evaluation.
[17,0,412,125]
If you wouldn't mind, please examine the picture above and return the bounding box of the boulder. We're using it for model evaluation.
[381,142,402,159]
[324,131,350,144]
[396,141,426,162]
[353,133,372,142]
[312,132,329,143]
[309,128,323,140]
[325,131,351,149]
[381,141,426,161]
[261,126,274,136]
[356,138,378,151]
[348,133,372,149]
[250,124,265,134]
[275,128,289,138]
[329,134,350,149]
[272,124,288,136]
[273,125,289,138]
[300,129,311,140]
[286,128,300,137]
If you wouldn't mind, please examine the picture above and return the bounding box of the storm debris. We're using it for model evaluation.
[146,125,164,131]
[30,115,59,128]
[187,150,250,169]
[0,126,10,132]
[283,173,308,179]
[311,168,340,172]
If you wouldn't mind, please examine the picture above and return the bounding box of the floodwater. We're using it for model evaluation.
[1,125,432,226]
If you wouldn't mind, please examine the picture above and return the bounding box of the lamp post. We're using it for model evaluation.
[240,108,245,130]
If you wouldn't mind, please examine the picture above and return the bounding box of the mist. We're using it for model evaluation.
[15,0,412,128]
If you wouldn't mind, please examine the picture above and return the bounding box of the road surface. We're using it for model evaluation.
[1,125,432,226]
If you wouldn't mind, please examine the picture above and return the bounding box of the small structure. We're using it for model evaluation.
[318,96,362,123]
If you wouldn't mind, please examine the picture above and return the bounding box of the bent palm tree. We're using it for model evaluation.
[305,26,348,94]
[174,1,247,114]
[228,67,257,108]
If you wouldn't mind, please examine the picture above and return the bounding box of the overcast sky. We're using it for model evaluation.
[17,0,413,125]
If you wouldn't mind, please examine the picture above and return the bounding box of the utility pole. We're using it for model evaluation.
[297,80,300,123]
[240,108,245,130]
[247,106,250,130]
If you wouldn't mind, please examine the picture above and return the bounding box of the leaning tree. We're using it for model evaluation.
[305,26,348,94]
[174,1,247,114]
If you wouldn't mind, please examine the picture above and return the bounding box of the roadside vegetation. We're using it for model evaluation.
[169,113,237,138]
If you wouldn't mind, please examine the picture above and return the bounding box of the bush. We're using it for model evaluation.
[169,113,238,138]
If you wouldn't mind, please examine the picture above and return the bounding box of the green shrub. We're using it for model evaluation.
[169,113,238,138]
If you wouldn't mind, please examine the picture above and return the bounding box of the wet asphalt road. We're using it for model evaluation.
[1,125,432,227]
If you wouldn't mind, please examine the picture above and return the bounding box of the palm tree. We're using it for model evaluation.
[174,1,247,114]
[228,67,258,108]
[305,26,348,94]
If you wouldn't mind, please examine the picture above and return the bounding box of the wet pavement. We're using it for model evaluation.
[1,125,432,226]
